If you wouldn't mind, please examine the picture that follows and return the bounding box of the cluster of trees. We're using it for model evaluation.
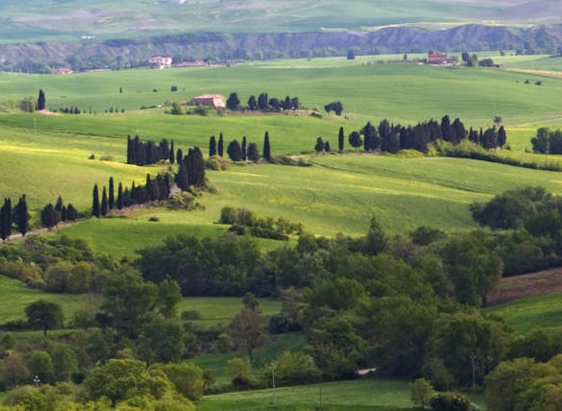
[316,116,507,154]
[0,195,29,241]
[226,92,300,112]
[40,196,78,230]
[219,206,303,240]
[126,135,175,166]
[324,101,343,116]
[52,106,82,114]
[92,175,172,217]
[174,147,206,191]
[531,127,562,154]
[209,131,271,163]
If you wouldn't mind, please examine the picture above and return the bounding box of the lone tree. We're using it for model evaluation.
[14,195,29,236]
[324,101,343,116]
[226,92,241,111]
[263,131,271,162]
[37,89,46,111]
[338,126,345,151]
[25,300,65,336]
[92,184,100,218]
[315,137,325,153]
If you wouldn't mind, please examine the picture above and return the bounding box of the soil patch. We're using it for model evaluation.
[488,267,562,306]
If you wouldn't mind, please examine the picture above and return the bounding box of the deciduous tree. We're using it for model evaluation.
[25,300,65,336]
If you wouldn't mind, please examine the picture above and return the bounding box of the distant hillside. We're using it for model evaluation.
[1,24,561,73]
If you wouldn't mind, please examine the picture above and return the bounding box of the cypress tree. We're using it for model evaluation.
[241,136,247,161]
[176,148,183,165]
[263,131,271,162]
[227,140,243,162]
[101,186,108,216]
[247,142,260,162]
[108,177,115,209]
[37,89,46,111]
[209,135,217,157]
[41,203,59,230]
[66,204,77,221]
[127,135,133,164]
[498,126,507,148]
[218,132,224,157]
[117,182,124,210]
[92,184,100,218]
[190,147,206,187]
[169,140,175,164]
[61,205,67,222]
[15,195,29,236]
[0,198,11,241]
[55,196,63,214]
[338,126,345,152]
[175,162,189,191]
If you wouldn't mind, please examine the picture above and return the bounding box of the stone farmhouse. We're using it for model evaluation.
[186,94,226,108]
[149,56,172,69]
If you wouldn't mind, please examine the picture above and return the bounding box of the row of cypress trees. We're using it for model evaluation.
[316,116,507,154]
[40,196,78,229]
[209,131,271,162]
[92,175,173,217]
[126,135,175,166]
[0,195,30,241]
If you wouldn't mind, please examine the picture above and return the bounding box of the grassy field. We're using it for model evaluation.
[0,0,553,44]
[489,292,562,333]
[0,273,280,326]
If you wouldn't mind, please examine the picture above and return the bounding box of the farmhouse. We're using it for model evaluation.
[149,56,172,69]
[187,94,226,108]
[427,52,451,65]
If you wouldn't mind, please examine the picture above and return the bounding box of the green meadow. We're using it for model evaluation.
[1,57,562,257]
[488,292,562,333]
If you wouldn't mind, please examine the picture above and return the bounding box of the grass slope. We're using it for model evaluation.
[0,0,551,43]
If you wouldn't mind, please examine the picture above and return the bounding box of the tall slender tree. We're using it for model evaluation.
[0,198,11,241]
[37,89,46,111]
[263,131,271,162]
[218,132,224,157]
[15,195,29,236]
[101,186,108,216]
[241,136,247,161]
[209,136,217,157]
[108,177,115,209]
[117,182,124,210]
[169,140,175,164]
[92,184,100,218]
[338,126,345,152]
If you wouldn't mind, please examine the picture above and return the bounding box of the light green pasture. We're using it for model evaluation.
[488,292,562,333]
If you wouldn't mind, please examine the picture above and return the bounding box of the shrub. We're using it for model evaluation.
[429,392,470,411]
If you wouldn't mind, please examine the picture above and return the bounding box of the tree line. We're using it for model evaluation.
[92,175,172,218]
[126,135,175,166]
[531,127,562,154]
[209,131,272,163]
[226,92,300,112]
[40,196,78,230]
[315,115,507,154]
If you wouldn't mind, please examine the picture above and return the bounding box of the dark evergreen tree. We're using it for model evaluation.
[61,205,67,222]
[169,140,175,164]
[247,143,260,162]
[226,92,241,110]
[338,126,345,152]
[386,130,400,154]
[41,203,59,229]
[176,148,183,165]
[188,147,206,187]
[258,93,268,111]
[0,198,12,241]
[66,204,78,221]
[498,126,507,148]
[241,136,247,161]
[37,89,46,111]
[315,137,325,153]
[175,162,189,191]
[117,182,124,210]
[101,186,108,216]
[378,119,391,150]
[269,98,281,112]
[15,195,29,236]
[227,140,243,161]
[127,135,133,164]
[348,131,362,149]
[441,115,452,142]
[324,141,331,152]
[92,184,100,218]
[263,131,271,162]
[248,95,257,110]
[55,196,63,214]
[209,135,217,157]
[290,97,300,110]
[160,139,170,162]
[451,118,467,144]
[108,177,115,209]
[218,132,224,157]
[324,101,343,116]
